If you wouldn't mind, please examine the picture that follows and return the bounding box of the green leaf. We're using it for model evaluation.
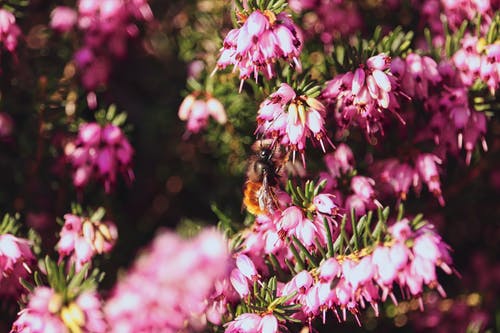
[382,206,390,221]
[350,208,360,251]
[323,216,336,258]
[333,215,347,253]
[284,258,296,274]
[269,290,297,308]
[486,13,499,44]
[314,238,326,258]
[211,203,233,232]
[66,263,90,299]
[34,270,43,287]
[288,241,305,271]
[267,253,285,278]
[396,203,405,221]
[112,113,128,127]
[90,207,106,222]
[20,278,35,293]
[292,236,318,268]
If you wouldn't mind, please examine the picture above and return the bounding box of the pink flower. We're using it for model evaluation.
[389,218,412,241]
[322,53,405,138]
[350,176,376,201]
[50,6,78,33]
[318,258,341,281]
[104,229,232,332]
[325,143,355,178]
[65,122,134,192]
[258,314,278,333]
[278,205,303,232]
[11,287,107,333]
[313,193,338,215]
[230,268,250,298]
[236,254,259,281]
[178,93,227,135]
[0,234,34,299]
[372,159,416,201]
[257,83,332,163]
[392,53,441,99]
[0,9,21,52]
[225,313,261,333]
[56,213,118,272]
[11,287,67,333]
[215,10,302,90]
[75,292,107,332]
[419,0,496,42]
[291,1,361,49]
[415,153,445,206]
[72,0,153,90]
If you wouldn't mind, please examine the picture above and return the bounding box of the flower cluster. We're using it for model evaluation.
[178,92,227,135]
[50,0,153,91]
[0,9,21,53]
[104,229,231,332]
[215,9,302,90]
[322,54,404,138]
[64,122,134,193]
[320,144,382,216]
[11,287,107,333]
[420,0,497,44]
[372,153,445,205]
[453,35,500,94]
[390,49,491,166]
[391,53,441,99]
[56,212,117,272]
[230,254,261,299]
[225,313,280,333]
[229,217,454,331]
[289,0,362,49]
[256,83,330,163]
[240,186,339,250]
[275,218,453,326]
[0,233,34,299]
[424,82,488,164]
[4,0,498,332]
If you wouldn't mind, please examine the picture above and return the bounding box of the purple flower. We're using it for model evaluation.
[0,9,21,52]
[65,122,134,192]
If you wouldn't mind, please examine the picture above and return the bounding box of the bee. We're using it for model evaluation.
[243,140,287,215]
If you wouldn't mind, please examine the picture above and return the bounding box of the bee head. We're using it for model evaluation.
[259,147,273,161]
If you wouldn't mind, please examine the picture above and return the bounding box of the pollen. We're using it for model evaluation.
[243,181,265,215]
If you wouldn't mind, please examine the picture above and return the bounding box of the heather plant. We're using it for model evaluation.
[0,0,498,332]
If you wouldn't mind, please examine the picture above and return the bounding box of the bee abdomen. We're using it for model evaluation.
[243,181,265,215]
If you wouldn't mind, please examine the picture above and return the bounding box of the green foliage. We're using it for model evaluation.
[27,257,105,302]
[235,0,288,14]
[329,26,413,73]
[0,213,21,235]
[233,276,302,323]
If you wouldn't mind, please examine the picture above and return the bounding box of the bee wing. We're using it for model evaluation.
[258,170,280,213]
[258,171,270,211]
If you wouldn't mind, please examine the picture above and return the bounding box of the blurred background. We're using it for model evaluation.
[0,0,498,331]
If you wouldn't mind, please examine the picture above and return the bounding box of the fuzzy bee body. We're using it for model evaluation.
[243,140,286,215]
